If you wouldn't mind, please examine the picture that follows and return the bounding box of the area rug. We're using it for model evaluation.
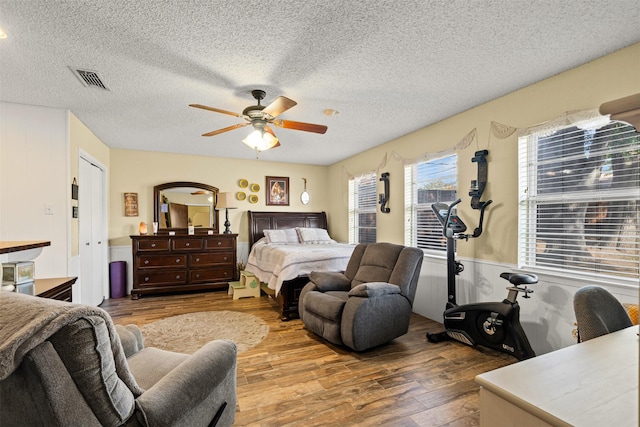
[139,311,269,354]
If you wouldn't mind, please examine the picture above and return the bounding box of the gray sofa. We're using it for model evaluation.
[299,242,423,351]
[0,292,236,426]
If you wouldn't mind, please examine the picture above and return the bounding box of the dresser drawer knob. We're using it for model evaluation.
[144,277,149,282]
[176,259,181,263]
[223,272,228,276]
[144,260,149,265]
[217,241,222,246]
[176,275,181,279]
[223,256,228,261]
[151,243,156,248]
[186,242,190,247]
[196,274,200,278]
[195,257,200,262]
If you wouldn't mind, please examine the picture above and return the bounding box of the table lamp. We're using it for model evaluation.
[216,192,237,234]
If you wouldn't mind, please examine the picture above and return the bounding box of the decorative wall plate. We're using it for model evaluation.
[236,192,246,201]
[248,194,258,204]
[238,179,249,188]
[250,183,260,192]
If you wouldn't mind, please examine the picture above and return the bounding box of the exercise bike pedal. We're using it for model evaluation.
[426,331,450,343]
[446,330,475,346]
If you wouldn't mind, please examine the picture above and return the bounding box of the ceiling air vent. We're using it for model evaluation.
[70,67,110,91]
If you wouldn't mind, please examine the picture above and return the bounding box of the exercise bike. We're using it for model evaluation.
[426,198,538,360]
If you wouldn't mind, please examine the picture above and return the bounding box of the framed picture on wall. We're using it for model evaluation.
[124,192,139,216]
[266,176,289,206]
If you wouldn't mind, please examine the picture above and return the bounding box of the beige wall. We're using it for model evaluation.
[69,113,110,256]
[327,42,640,264]
[108,150,329,246]
[107,43,639,263]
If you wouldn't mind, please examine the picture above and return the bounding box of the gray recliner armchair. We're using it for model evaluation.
[0,292,237,427]
[299,242,423,351]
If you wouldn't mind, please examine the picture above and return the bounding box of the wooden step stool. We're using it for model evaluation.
[228,271,261,300]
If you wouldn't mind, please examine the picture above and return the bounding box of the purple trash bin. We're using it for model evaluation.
[109,261,126,298]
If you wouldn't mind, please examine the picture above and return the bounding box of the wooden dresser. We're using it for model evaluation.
[130,234,237,299]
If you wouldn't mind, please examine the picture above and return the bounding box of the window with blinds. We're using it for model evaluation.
[348,173,377,244]
[404,154,457,251]
[518,121,639,282]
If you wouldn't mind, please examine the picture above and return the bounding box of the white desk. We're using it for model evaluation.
[475,325,638,427]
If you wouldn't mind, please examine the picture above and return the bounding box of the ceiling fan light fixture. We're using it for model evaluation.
[242,129,279,151]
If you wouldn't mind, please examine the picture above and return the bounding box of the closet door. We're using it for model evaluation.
[79,157,106,306]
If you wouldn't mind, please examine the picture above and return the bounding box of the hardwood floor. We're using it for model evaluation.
[101,290,514,426]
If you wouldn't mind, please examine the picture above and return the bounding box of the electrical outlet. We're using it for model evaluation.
[45,203,54,215]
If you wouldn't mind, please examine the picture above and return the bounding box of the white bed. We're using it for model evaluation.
[246,238,355,296]
[245,211,355,320]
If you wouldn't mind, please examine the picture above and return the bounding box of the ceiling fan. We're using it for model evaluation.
[189,89,328,151]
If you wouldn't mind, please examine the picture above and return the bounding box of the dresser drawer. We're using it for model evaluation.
[137,270,188,287]
[190,267,235,283]
[172,238,203,251]
[204,237,235,250]
[137,255,187,269]
[136,238,170,252]
[189,252,233,267]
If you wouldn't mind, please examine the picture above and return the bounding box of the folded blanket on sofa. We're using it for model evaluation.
[0,292,141,395]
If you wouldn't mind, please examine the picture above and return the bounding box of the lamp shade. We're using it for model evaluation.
[216,192,237,209]
[242,129,279,151]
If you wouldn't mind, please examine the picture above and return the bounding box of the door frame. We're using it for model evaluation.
[78,149,109,303]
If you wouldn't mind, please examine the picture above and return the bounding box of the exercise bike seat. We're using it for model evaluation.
[500,272,538,286]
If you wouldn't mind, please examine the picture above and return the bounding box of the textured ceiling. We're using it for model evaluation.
[1,1,639,165]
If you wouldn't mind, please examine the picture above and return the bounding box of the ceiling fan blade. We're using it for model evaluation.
[262,96,297,118]
[272,119,328,134]
[202,122,249,137]
[189,104,244,118]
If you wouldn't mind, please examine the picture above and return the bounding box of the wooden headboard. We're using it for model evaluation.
[247,211,328,249]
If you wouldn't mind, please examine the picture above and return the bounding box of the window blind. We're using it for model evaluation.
[405,154,457,251]
[348,173,377,244]
[518,121,639,282]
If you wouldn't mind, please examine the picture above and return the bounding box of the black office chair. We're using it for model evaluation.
[573,285,633,342]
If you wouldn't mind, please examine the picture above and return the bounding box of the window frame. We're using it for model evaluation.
[518,120,639,286]
[348,172,377,244]
[404,153,458,253]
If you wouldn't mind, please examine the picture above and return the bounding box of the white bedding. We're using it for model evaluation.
[245,239,355,295]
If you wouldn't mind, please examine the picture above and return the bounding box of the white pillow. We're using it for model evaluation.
[263,228,300,244]
[295,227,335,244]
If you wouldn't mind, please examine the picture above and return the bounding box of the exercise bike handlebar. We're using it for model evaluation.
[433,198,491,240]
[443,198,462,239]
[472,199,493,238]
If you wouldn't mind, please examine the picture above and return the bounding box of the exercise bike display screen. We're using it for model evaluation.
[432,203,467,233]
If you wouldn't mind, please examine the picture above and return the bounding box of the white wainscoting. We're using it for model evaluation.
[412,254,639,355]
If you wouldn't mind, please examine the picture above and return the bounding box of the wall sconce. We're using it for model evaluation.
[379,172,390,213]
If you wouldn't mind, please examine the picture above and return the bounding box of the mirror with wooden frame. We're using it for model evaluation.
[153,182,220,233]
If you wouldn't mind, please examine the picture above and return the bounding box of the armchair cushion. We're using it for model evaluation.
[348,282,400,298]
[134,340,237,427]
[116,324,145,357]
[49,317,136,426]
[351,243,404,286]
[127,347,190,390]
[309,270,351,291]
